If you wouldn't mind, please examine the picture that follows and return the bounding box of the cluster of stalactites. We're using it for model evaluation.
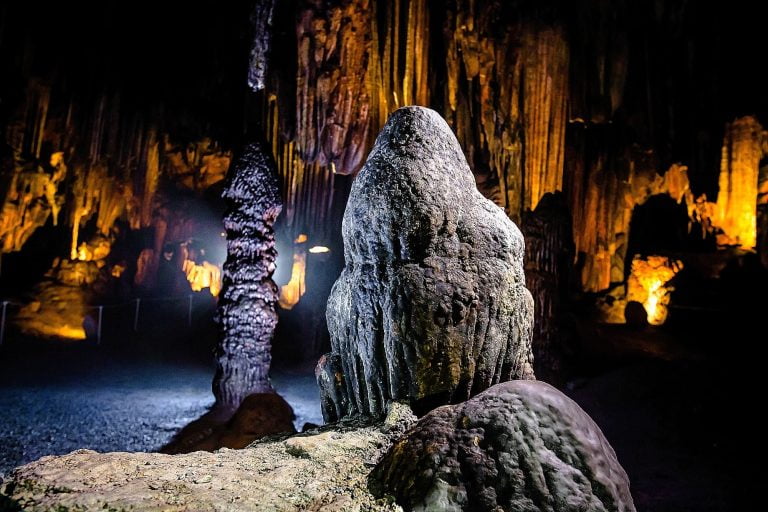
[0,78,231,260]
[445,3,568,221]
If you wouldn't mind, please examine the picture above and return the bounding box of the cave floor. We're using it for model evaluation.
[0,327,758,511]
[0,338,322,477]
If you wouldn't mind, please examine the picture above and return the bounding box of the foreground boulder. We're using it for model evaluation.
[372,380,636,512]
[318,106,534,422]
[0,404,416,512]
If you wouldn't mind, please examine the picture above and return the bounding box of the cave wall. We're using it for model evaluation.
[260,0,767,302]
[2,0,767,346]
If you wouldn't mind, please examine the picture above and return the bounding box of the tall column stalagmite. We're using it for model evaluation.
[714,116,766,249]
[522,192,573,384]
[214,141,283,409]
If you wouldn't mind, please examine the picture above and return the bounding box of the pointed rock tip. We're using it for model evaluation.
[380,106,458,150]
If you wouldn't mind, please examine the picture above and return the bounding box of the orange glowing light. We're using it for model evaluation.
[111,264,126,278]
[294,234,308,243]
[182,260,222,296]
[278,251,306,310]
[626,255,683,325]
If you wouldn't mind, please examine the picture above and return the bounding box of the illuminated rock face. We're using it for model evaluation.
[247,0,276,92]
[214,141,282,409]
[373,380,636,512]
[714,116,766,249]
[318,107,534,422]
[626,255,683,326]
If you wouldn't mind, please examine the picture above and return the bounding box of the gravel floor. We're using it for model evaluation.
[0,343,322,477]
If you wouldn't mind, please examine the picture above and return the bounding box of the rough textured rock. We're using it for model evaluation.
[372,380,636,512]
[0,403,416,512]
[214,141,282,409]
[713,116,766,249]
[247,0,276,92]
[162,393,296,455]
[522,192,574,384]
[318,106,534,422]
[295,0,372,175]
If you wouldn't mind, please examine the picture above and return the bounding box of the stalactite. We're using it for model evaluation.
[713,116,766,249]
[368,0,430,122]
[443,2,568,221]
[0,152,67,252]
[265,95,338,243]
[248,0,276,92]
[522,27,569,212]
[214,141,282,409]
[295,0,371,175]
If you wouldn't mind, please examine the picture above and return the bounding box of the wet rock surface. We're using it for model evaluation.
[372,380,635,512]
[318,106,534,422]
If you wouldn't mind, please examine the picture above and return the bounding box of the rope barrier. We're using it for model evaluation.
[0,294,214,346]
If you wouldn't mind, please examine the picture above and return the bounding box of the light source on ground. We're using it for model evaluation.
[626,255,683,325]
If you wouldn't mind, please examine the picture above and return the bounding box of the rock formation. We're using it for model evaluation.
[163,393,296,454]
[522,192,574,384]
[214,141,282,409]
[0,403,417,512]
[317,106,534,422]
[372,380,636,512]
[247,0,276,92]
[714,116,766,249]
[626,255,683,326]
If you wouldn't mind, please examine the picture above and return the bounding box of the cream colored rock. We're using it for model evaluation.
[1,408,416,512]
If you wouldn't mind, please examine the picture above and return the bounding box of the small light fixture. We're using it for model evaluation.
[308,245,330,254]
[294,234,308,243]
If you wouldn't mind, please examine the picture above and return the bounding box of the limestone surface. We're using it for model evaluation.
[318,106,534,422]
[372,380,636,512]
[214,140,282,408]
[0,404,416,512]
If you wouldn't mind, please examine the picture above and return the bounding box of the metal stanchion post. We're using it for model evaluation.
[97,305,103,345]
[133,298,140,331]
[0,300,8,346]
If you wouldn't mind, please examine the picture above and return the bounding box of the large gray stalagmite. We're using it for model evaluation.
[317,106,535,422]
[214,141,282,409]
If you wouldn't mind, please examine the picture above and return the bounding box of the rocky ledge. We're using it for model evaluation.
[0,403,415,512]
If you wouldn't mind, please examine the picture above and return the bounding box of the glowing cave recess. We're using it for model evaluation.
[278,235,309,310]
[627,255,683,325]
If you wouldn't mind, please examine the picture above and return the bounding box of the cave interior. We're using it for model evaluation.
[0,1,766,511]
